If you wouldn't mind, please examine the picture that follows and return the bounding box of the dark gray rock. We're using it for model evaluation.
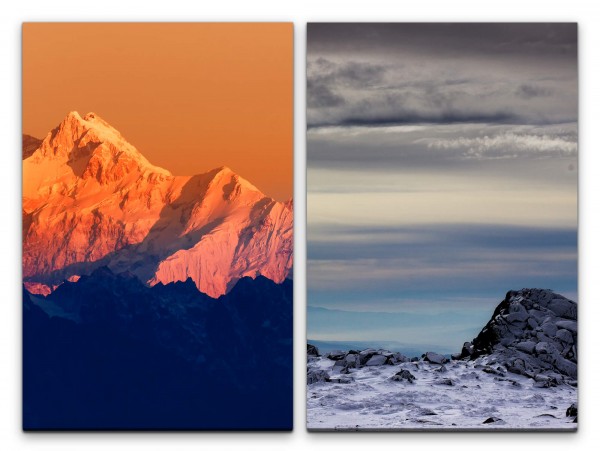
[307,343,320,357]
[534,379,558,388]
[547,298,577,319]
[482,366,502,376]
[556,320,577,333]
[358,349,377,365]
[535,341,556,355]
[459,289,577,382]
[527,317,539,329]
[515,341,536,354]
[506,358,534,377]
[423,351,447,364]
[460,341,474,359]
[541,322,558,337]
[326,350,346,361]
[365,354,388,366]
[412,407,437,416]
[333,359,346,368]
[391,352,409,363]
[566,403,578,418]
[391,369,416,383]
[328,376,354,384]
[344,353,359,368]
[506,311,529,324]
[307,369,330,385]
[483,417,505,424]
[553,356,577,378]
[556,328,574,345]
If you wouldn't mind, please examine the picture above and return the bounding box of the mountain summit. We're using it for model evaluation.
[23,112,293,297]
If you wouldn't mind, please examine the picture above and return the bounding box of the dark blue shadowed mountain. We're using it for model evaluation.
[23,267,292,430]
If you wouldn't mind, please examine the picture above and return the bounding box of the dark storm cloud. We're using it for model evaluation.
[307,23,577,59]
[306,58,386,108]
[307,23,577,128]
[314,111,518,128]
[306,82,345,108]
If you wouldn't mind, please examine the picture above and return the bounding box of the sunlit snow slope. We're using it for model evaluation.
[23,112,293,298]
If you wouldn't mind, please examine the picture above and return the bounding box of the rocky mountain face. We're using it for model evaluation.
[22,134,42,159]
[23,112,293,298]
[459,288,577,384]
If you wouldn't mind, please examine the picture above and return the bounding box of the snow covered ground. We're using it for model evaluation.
[307,354,577,431]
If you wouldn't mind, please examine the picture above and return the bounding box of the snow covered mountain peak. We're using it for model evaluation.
[23,113,293,298]
[24,111,171,200]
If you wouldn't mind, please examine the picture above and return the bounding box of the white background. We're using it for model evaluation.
[1,0,599,449]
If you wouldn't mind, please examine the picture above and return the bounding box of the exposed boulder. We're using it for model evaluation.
[423,352,448,365]
[556,320,577,333]
[391,369,416,383]
[458,341,474,359]
[435,378,455,386]
[307,343,320,357]
[566,403,578,418]
[344,353,359,368]
[328,376,354,384]
[365,354,388,366]
[307,369,330,385]
[358,349,378,365]
[326,350,346,361]
[515,341,536,354]
[483,417,506,425]
[391,352,409,363]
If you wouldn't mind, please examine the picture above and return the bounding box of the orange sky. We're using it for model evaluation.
[22,23,293,201]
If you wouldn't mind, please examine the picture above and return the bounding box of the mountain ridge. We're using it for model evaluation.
[23,268,293,429]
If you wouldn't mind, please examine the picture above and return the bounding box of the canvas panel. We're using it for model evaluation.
[306,23,578,431]
[22,22,293,430]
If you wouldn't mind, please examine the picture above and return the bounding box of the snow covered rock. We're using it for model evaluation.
[391,352,409,363]
[326,350,346,361]
[308,369,330,385]
[391,369,416,383]
[307,343,320,357]
[358,349,378,365]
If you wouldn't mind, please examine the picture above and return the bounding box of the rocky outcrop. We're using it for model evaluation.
[23,112,293,298]
[22,134,42,159]
[566,403,577,422]
[391,369,416,383]
[307,344,320,357]
[306,346,435,384]
[462,289,577,383]
[307,369,330,385]
[306,289,576,390]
